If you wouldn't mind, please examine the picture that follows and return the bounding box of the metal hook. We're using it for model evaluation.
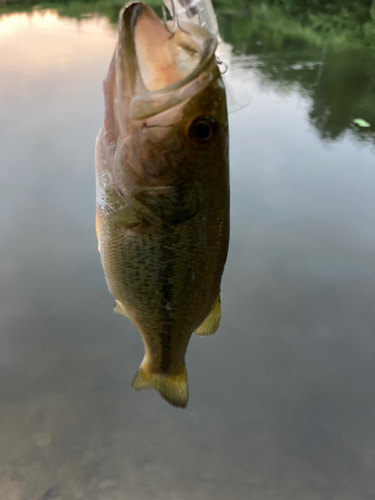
[162,0,178,36]
[216,56,228,75]
[162,0,190,36]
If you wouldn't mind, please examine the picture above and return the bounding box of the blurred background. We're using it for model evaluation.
[0,0,375,499]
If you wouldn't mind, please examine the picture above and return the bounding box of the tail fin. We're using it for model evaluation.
[132,362,188,408]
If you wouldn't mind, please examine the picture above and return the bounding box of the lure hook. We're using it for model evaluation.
[162,0,178,35]
[162,0,190,36]
[216,56,228,74]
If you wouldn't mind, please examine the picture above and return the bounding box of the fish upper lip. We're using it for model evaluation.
[117,1,218,120]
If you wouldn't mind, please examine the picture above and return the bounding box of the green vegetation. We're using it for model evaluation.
[1,0,374,143]
[0,0,163,23]
[216,1,375,51]
[0,0,163,26]
[1,0,375,49]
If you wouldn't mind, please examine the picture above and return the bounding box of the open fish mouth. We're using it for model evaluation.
[117,2,218,120]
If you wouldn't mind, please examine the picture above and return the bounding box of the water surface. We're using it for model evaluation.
[1,8,375,500]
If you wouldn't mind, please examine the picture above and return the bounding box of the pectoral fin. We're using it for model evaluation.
[114,300,129,318]
[194,295,221,336]
[134,183,201,225]
[110,205,141,228]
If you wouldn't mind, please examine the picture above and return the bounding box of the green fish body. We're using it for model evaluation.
[96,2,229,407]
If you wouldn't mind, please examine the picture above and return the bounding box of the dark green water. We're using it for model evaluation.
[0,6,375,500]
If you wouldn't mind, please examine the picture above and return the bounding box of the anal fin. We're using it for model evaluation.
[132,361,188,408]
[194,295,221,336]
[114,300,129,318]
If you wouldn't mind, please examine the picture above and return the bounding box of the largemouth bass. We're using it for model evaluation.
[95,1,229,408]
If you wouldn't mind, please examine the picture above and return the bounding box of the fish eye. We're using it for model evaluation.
[188,116,216,143]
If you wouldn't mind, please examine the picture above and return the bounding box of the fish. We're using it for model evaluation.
[95,1,229,408]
